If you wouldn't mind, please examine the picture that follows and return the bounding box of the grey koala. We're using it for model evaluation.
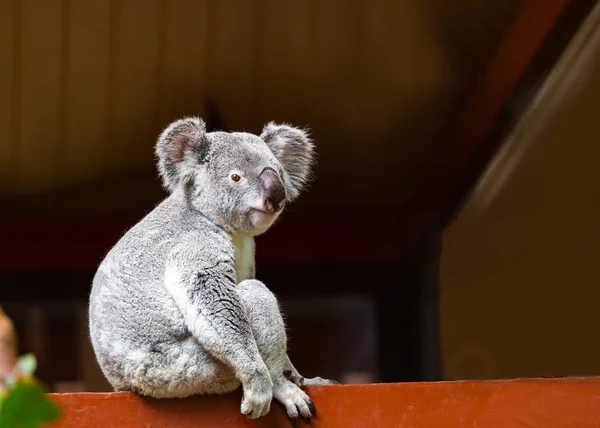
[89,117,337,422]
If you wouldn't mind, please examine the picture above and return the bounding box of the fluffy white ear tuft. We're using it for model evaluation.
[155,117,209,192]
[260,122,315,201]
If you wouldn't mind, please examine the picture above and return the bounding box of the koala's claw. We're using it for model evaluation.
[274,378,314,422]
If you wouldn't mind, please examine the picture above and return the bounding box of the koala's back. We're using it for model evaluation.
[89,195,220,360]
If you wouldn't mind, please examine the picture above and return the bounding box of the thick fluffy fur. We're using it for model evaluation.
[89,117,335,421]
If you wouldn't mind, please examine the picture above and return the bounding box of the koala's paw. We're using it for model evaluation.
[284,370,340,387]
[240,370,273,419]
[273,378,316,424]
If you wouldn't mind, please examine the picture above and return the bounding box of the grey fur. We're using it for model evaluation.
[260,122,315,201]
[89,117,335,421]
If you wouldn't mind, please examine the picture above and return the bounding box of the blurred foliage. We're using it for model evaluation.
[0,354,61,428]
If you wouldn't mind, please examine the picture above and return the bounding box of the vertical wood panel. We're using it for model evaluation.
[108,0,163,173]
[207,0,261,131]
[256,1,312,123]
[312,0,363,79]
[17,0,64,193]
[302,0,366,203]
[355,0,396,130]
[384,0,451,100]
[63,1,112,186]
[0,0,519,203]
[360,0,388,68]
[0,0,16,192]
[160,0,209,125]
[309,0,365,139]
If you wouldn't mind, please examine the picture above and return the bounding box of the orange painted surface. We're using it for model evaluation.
[48,378,600,428]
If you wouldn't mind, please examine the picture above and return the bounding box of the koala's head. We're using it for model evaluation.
[155,117,315,236]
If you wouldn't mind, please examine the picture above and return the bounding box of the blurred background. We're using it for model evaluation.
[0,0,599,392]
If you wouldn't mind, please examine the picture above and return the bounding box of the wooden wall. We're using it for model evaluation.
[441,27,600,380]
[0,0,522,207]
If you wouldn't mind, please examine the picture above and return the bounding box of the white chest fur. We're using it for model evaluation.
[230,235,255,283]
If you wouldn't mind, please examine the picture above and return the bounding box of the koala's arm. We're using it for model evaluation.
[165,232,270,387]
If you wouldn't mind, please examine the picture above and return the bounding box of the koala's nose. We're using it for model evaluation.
[259,168,286,212]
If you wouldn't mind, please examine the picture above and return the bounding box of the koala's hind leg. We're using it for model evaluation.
[116,336,241,399]
[236,280,316,422]
[284,356,340,387]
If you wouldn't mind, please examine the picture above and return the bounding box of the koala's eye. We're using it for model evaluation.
[231,174,241,183]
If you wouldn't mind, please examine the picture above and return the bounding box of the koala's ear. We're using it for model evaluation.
[260,122,315,201]
[155,117,209,192]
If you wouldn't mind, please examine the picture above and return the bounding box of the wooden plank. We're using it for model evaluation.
[307,0,363,132]
[62,0,112,186]
[0,0,16,192]
[254,0,312,122]
[107,0,163,173]
[16,0,64,194]
[159,0,209,124]
[206,0,261,131]
[48,378,600,427]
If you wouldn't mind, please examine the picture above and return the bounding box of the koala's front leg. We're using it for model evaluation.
[245,259,338,388]
[236,280,316,423]
[166,239,272,419]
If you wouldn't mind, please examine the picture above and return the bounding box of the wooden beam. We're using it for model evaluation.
[441,0,598,227]
[406,0,584,237]
[448,0,569,174]
[48,378,600,427]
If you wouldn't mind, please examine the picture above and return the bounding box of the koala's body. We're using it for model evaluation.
[89,117,336,422]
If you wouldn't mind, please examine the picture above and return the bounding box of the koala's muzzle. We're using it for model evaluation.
[259,168,286,212]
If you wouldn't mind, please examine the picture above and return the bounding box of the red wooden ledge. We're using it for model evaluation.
[48,378,600,427]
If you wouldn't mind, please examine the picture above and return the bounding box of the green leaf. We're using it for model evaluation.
[2,376,15,391]
[0,382,61,428]
[15,355,36,378]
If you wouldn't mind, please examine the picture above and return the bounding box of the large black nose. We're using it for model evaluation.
[259,168,286,212]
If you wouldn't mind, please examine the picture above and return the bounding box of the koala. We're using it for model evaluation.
[88,117,337,422]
